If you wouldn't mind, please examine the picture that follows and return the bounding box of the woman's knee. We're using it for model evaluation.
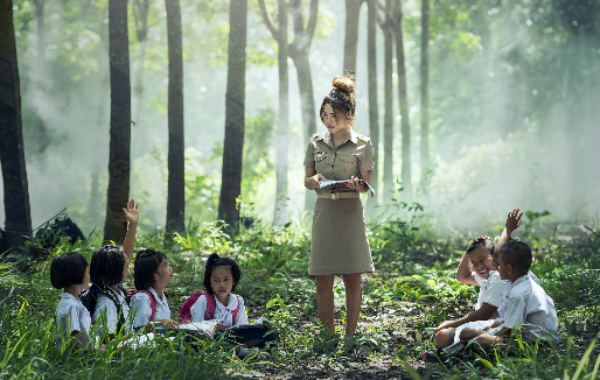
[315,275,334,291]
[342,273,362,290]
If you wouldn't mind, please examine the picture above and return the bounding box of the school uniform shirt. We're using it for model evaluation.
[497,270,539,319]
[472,271,504,319]
[55,292,91,349]
[190,293,248,327]
[502,274,559,343]
[92,285,130,338]
[130,287,171,329]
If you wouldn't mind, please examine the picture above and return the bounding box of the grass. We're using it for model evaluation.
[1,211,599,379]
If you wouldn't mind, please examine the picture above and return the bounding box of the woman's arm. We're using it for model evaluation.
[305,167,325,190]
[346,171,371,193]
[456,253,478,286]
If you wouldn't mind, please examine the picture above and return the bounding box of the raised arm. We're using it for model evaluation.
[122,199,139,263]
[456,253,479,286]
[496,208,523,250]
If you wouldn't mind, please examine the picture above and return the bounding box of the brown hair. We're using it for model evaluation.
[319,75,356,129]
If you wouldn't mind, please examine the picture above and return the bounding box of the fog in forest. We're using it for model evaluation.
[2,0,600,235]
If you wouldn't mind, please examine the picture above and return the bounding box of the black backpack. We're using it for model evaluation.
[80,283,128,335]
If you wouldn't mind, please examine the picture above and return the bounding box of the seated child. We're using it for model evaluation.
[466,240,559,352]
[85,199,139,342]
[130,248,179,330]
[432,236,504,350]
[51,252,91,350]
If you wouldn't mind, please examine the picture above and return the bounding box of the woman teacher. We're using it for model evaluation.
[304,75,375,338]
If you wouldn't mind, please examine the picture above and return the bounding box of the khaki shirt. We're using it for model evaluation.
[304,130,374,195]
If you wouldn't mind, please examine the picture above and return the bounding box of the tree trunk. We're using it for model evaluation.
[165,0,185,234]
[288,0,319,212]
[32,0,49,154]
[366,0,378,214]
[381,0,394,204]
[394,0,411,198]
[132,0,151,124]
[0,0,33,248]
[420,0,429,174]
[104,0,132,244]
[343,0,363,74]
[273,0,289,225]
[218,0,247,229]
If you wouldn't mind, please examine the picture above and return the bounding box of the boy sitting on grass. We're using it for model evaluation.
[460,240,559,353]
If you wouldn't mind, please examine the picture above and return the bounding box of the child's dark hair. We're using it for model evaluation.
[466,236,495,256]
[134,248,167,290]
[203,253,241,295]
[496,240,532,275]
[90,245,127,289]
[50,252,88,289]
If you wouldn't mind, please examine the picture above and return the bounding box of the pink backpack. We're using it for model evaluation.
[127,289,158,323]
[179,290,239,324]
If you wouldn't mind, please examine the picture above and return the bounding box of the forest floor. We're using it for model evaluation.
[1,213,599,379]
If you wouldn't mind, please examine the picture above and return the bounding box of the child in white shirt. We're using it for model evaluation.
[130,248,179,330]
[51,252,91,350]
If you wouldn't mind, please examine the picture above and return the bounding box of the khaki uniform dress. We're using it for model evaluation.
[304,130,375,275]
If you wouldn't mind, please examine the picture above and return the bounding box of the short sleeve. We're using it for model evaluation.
[94,301,117,333]
[58,303,82,335]
[304,140,315,168]
[359,139,374,172]
[479,274,504,307]
[131,293,152,328]
[233,296,249,325]
[473,272,484,286]
[503,295,526,328]
[190,295,208,322]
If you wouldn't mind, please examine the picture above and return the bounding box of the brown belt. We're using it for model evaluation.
[316,191,360,200]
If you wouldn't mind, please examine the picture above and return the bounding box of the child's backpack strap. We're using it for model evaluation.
[127,289,158,323]
[231,294,240,322]
[180,290,214,324]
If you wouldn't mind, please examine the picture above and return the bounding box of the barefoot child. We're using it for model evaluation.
[468,240,559,352]
[431,236,504,351]
[51,252,91,350]
[130,248,179,330]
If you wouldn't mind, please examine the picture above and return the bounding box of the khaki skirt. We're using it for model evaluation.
[309,197,374,275]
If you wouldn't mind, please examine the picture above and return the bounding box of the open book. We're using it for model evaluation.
[442,324,504,354]
[179,317,274,340]
[117,333,175,349]
[319,179,376,197]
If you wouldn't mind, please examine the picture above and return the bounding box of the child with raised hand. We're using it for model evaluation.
[86,199,139,342]
[180,253,248,328]
[130,248,179,330]
[51,252,91,350]
[430,236,505,351]
[469,240,559,352]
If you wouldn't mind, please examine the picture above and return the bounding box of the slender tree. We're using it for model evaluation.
[286,0,319,213]
[420,0,429,176]
[218,0,247,229]
[393,0,411,198]
[343,0,364,74]
[0,0,33,248]
[377,0,394,203]
[32,0,49,154]
[366,0,379,214]
[258,0,289,225]
[165,0,185,234]
[132,0,152,124]
[104,0,132,243]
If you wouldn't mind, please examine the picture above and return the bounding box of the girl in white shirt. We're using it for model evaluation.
[130,248,178,330]
[51,252,91,350]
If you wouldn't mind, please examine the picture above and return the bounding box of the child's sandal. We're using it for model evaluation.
[423,349,445,364]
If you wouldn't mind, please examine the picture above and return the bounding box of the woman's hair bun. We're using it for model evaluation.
[332,75,355,95]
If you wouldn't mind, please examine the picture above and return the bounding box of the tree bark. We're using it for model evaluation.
[104,0,132,243]
[132,0,151,124]
[381,0,394,203]
[165,0,185,234]
[394,0,411,198]
[218,0,247,229]
[0,0,33,248]
[420,0,429,174]
[287,0,319,212]
[273,0,289,225]
[32,0,49,154]
[343,0,364,75]
[366,0,379,214]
